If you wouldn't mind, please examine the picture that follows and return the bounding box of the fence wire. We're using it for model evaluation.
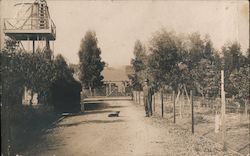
[132,91,249,155]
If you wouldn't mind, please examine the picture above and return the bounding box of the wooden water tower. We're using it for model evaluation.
[3,0,56,57]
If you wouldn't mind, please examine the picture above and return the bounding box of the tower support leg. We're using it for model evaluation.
[46,39,50,50]
[32,40,35,54]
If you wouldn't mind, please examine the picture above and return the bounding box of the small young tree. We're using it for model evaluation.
[130,40,147,91]
[229,51,249,109]
[78,30,105,95]
[148,30,180,90]
[191,59,220,98]
[222,42,246,97]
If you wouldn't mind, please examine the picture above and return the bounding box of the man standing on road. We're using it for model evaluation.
[143,79,153,117]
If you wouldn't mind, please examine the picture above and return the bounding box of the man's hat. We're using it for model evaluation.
[144,78,149,82]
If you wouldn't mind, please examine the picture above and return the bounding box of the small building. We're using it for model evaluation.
[102,66,131,96]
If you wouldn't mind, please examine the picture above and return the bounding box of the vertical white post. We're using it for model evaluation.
[221,70,226,149]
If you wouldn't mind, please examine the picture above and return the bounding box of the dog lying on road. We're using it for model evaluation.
[108,111,120,117]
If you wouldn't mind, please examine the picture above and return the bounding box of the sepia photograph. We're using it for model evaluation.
[0,0,249,155]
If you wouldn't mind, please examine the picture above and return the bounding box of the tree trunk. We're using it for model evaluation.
[184,85,190,103]
[201,92,205,108]
[176,89,181,104]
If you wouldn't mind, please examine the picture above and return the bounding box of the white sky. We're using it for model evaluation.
[1,0,249,67]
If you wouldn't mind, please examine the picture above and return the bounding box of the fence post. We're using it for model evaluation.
[191,90,194,134]
[133,91,135,102]
[173,91,176,123]
[153,94,155,112]
[161,90,164,118]
[139,91,141,105]
[221,70,226,150]
[134,91,136,102]
[135,91,137,103]
[180,92,182,119]
[137,91,139,104]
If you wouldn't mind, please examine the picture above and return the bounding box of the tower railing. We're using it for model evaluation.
[3,17,56,40]
[3,18,55,33]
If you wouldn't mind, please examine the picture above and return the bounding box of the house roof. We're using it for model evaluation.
[102,67,129,82]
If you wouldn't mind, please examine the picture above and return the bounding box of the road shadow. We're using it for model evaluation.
[84,110,114,115]
[21,130,67,155]
[58,119,125,127]
[84,102,109,110]
[84,102,126,111]
[14,112,62,155]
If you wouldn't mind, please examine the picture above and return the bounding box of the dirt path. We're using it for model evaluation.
[23,100,241,156]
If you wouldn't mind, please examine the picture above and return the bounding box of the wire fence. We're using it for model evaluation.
[132,91,250,155]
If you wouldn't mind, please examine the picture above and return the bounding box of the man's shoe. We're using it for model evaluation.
[145,114,149,117]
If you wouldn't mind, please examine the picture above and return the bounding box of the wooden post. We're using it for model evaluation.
[31,40,35,105]
[46,39,50,51]
[135,91,137,103]
[153,94,155,112]
[137,91,139,103]
[173,91,176,123]
[191,90,194,134]
[27,36,30,52]
[180,92,182,118]
[221,70,226,150]
[134,91,135,102]
[139,91,141,105]
[161,90,164,118]
[32,40,35,54]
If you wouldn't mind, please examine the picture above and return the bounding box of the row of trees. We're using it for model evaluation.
[130,29,249,106]
[1,38,79,110]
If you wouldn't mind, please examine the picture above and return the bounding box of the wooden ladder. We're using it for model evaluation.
[38,0,47,29]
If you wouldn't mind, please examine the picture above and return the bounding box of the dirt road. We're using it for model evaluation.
[23,100,241,156]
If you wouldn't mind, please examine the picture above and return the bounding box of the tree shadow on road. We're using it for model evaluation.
[84,102,126,110]
[58,119,125,127]
[84,110,114,115]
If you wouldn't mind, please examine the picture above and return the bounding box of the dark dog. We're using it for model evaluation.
[108,111,120,117]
